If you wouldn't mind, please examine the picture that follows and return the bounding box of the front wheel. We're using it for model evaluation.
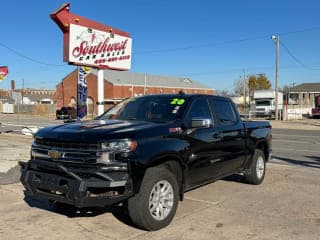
[244,149,266,185]
[127,167,179,231]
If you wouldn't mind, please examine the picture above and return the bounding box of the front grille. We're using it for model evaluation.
[32,139,100,164]
[35,138,99,150]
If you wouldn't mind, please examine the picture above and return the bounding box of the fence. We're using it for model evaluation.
[2,104,58,116]
[284,105,312,120]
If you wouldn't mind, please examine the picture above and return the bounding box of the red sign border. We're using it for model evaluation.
[0,66,9,79]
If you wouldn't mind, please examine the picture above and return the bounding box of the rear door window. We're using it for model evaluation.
[210,98,236,125]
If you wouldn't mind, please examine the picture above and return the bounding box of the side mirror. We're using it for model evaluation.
[191,118,212,128]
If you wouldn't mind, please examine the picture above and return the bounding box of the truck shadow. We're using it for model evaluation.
[23,192,134,227]
[305,156,320,162]
[222,174,246,183]
[272,155,320,169]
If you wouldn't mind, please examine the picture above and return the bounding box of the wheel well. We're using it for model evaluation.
[154,158,184,201]
[256,141,269,161]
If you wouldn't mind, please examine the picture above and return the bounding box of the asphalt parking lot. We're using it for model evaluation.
[1,163,319,240]
[0,116,319,239]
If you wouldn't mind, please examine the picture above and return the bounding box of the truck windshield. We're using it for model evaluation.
[256,100,271,106]
[98,96,188,123]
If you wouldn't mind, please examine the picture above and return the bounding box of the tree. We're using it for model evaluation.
[233,78,247,96]
[248,74,271,96]
[215,90,230,97]
[234,74,271,97]
[281,85,290,95]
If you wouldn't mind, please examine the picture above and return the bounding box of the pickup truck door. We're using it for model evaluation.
[208,98,246,177]
[183,97,225,188]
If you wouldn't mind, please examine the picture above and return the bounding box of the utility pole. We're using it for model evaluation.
[130,78,134,96]
[21,78,24,105]
[144,73,147,95]
[243,69,247,116]
[22,78,24,112]
[271,34,280,120]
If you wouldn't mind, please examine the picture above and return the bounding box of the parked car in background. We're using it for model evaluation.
[56,107,76,120]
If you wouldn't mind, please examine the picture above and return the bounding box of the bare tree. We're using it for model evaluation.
[234,78,248,96]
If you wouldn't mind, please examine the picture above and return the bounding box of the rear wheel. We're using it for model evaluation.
[244,149,266,185]
[128,167,179,231]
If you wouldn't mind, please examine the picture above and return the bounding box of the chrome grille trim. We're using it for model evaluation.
[34,138,100,150]
[31,142,99,163]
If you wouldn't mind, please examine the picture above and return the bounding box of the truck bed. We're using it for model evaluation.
[243,120,271,130]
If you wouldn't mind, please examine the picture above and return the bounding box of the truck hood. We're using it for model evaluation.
[35,119,175,142]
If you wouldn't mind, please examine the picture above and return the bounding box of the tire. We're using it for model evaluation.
[244,149,266,185]
[128,167,179,231]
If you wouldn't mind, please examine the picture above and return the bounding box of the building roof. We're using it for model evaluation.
[24,93,54,102]
[90,69,212,90]
[290,82,320,93]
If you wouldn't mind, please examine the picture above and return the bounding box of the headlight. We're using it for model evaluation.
[97,140,137,164]
[101,139,137,152]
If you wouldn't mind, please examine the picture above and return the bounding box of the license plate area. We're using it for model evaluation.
[30,171,75,197]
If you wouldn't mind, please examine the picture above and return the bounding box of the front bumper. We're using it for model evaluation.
[20,159,133,208]
[56,114,74,119]
[255,112,272,117]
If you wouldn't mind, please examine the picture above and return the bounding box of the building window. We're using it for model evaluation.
[70,97,76,107]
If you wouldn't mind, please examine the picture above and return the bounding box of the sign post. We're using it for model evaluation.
[50,3,132,116]
[97,69,104,115]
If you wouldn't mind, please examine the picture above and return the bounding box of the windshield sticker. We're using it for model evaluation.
[172,106,180,114]
[170,98,185,105]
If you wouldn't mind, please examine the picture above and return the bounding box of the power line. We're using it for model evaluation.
[280,26,320,36]
[0,42,65,67]
[172,64,307,78]
[134,34,270,54]
[280,40,320,70]
[135,26,320,55]
[2,25,320,69]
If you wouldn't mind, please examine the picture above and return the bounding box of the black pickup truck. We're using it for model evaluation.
[56,106,77,120]
[20,94,271,231]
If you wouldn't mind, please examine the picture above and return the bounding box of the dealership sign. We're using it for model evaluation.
[50,3,132,70]
[0,66,8,81]
[69,24,132,70]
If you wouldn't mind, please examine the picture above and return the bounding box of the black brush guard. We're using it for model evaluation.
[19,160,133,208]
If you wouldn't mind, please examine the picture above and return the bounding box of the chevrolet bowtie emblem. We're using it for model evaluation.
[48,150,62,159]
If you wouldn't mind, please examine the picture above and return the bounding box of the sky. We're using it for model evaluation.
[1,0,320,93]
